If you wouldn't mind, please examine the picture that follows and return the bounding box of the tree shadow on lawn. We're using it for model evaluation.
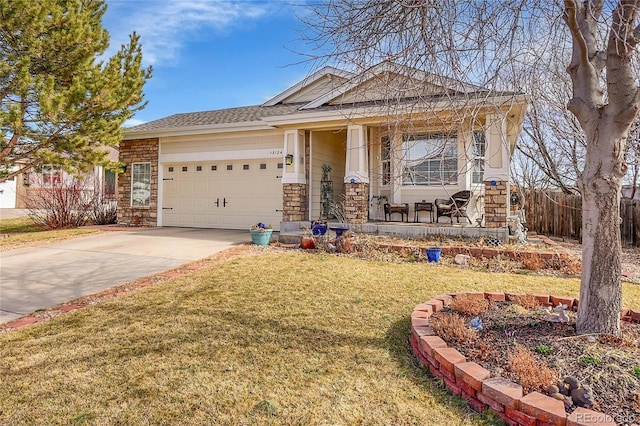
[385,316,503,425]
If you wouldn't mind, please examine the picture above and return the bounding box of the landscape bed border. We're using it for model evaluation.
[410,292,640,426]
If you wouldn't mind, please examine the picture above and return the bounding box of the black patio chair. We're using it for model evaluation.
[434,190,473,224]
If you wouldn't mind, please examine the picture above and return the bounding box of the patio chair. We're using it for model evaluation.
[434,190,473,224]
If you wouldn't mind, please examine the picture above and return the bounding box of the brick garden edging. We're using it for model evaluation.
[410,292,640,426]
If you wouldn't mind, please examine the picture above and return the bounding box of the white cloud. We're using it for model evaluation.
[123,118,147,128]
[104,0,271,66]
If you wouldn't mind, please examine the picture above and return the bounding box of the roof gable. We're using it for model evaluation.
[301,62,485,110]
[261,66,355,106]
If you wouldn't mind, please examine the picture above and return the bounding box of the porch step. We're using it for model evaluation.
[278,230,306,245]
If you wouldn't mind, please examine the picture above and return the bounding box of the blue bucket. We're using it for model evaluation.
[426,247,442,263]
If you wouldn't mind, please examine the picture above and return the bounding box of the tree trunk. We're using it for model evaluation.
[576,128,624,336]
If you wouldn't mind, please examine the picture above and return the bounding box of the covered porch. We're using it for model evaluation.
[279,112,517,236]
[278,219,510,244]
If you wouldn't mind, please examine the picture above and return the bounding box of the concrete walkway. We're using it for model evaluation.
[0,227,249,324]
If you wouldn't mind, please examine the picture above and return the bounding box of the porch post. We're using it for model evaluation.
[344,125,369,223]
[483,114,510,230]
[282,130,307,221]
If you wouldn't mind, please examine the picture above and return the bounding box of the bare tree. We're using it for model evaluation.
[302,0,640,336]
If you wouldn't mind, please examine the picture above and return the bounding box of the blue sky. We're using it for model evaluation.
[102,0,316,126]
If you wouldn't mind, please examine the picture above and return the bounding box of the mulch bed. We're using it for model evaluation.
[430,301,640,423]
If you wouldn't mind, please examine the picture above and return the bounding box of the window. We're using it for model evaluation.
[402,133,458,185]
[260,163,267,170]
[168,167,174,172]
[131,162,151,207]
[277,163,283,169]
[243,164,249,170]
[42,165,62,187]
[104,169,116,198]
[211,165,217,171]
[472,131,486,184]
[182,166,188,172]
[196,165,202,172]
[381,136,391,186]
[227,165,233,171]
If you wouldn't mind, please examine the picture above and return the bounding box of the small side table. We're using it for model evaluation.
[414,202,434,223]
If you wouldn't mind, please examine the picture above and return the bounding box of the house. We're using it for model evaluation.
[4,148,119,209]
[119,63,527,234]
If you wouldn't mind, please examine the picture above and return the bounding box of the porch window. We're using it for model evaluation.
[131,162,151,208]
[402,133,457,185]
[381,135,391,186]
[42,165,62,187]
[472,131,486,184]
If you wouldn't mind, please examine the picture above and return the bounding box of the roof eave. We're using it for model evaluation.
[122,120,276,140]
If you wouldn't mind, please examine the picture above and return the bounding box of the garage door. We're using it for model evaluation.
[161,159,283,230]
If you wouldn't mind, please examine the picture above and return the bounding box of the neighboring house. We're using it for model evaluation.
[10,148,118,209]
[0,165,19,208]
[119,63,527,232]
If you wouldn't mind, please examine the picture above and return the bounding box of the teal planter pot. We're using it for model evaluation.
[250,229,273,245]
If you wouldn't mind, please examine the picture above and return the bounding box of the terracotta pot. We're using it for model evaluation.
[300,236,316,249]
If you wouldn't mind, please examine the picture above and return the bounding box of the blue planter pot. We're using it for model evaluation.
[250,229,273,245]
[312,223,327,235]
[329,225,349,238]
[426,247,442,263]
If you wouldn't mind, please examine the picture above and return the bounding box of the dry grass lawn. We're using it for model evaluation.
[1,250,639,425]
[0,217,98,251]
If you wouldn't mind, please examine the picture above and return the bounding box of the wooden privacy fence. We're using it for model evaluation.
[520,190,640,247]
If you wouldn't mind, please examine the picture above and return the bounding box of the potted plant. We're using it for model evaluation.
[328,196,349,237]
[320,164,334,219]
[249,222,273,245]
[311,220,328,236]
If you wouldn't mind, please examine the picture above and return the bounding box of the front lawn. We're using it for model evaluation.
[0,217,98,250]
[1,250,638,425]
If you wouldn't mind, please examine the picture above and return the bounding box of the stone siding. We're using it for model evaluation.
[117,138,159,227]
[344,182,369,224]
[484,180,508,229]
[283,183,307,221]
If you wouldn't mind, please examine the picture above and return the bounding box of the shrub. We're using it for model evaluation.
[535,345,553,355]
[509,294,540,309]
[430,312,478,346]
[24,172,117,229]
[508,344,558,392]
[24,175,94,229]
[450,294,489,316]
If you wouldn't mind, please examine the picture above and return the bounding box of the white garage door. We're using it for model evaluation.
[161,159,283,230]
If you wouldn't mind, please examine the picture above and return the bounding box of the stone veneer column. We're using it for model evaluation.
[344,182,369,224]
[117,138,159,227]
[282,183,307,221]
[484,180,508,229]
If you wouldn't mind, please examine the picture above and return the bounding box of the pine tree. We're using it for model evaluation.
[0,0,151,180]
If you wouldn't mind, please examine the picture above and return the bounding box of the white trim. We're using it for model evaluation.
[157,158,163,226]
[281,130,306,184]
[308,131,313,220]
[124,121,274,140]
[263,95,528,127]
[262,66,356,107]
[130,162,151,208]
[159,148,284,163]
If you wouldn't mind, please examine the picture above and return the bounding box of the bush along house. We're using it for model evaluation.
[118,62,527,239]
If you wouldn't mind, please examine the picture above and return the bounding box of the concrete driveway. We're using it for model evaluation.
[0,227,250,324]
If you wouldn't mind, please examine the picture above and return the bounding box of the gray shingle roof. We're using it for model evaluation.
[125,103,304,132]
